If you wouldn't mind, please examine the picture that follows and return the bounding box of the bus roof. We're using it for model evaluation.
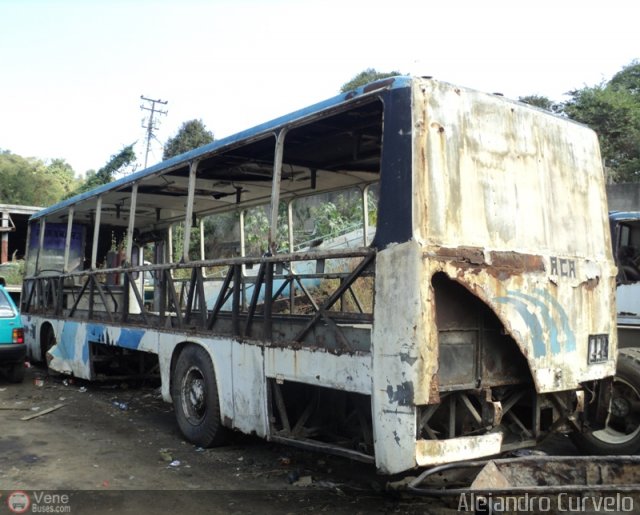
[31,76,413,222]
[610,211,640,222]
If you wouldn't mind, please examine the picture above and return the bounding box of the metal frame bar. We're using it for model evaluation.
[22,249,375,352]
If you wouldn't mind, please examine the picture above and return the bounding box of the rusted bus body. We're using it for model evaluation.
[21,77,615,474]
[371,81,616,472]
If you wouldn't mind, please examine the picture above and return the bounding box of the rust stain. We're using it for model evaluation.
[428,373,440,404]
[434,247,485,265]
[489,251,545,272]
[430,248,545,279]
[582,277,600,291]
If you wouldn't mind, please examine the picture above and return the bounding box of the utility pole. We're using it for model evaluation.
[140,95,168,168]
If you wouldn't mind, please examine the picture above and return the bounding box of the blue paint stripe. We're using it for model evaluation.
[495,297,547,357]
[58,322,79,362]
[87,324,105,343]
[507,291,560,355]
[534,289,576,352]
[118,328,145,350]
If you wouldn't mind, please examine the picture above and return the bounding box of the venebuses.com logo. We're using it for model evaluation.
[6,491,30,514]
[5,491,71,513]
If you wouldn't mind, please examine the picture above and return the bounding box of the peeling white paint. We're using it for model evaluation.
[371,241,429,474]
[416,433,504,467]
[264,347,371,395]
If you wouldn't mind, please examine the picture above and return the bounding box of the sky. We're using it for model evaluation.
[1,0,638,176]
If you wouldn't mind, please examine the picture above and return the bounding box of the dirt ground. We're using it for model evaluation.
[0,364,580,515]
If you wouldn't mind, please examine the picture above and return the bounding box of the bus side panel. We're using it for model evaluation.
[231,342,268,437]
[25,318,270,437]
[264,347,372,395]
[371,241,430,473]
[42,321,161,379]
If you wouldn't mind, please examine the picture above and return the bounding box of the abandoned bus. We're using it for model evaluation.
[21,77,616,474]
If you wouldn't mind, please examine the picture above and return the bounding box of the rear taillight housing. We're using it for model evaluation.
[12,328,24,344]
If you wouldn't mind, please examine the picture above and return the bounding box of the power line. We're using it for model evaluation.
[140,95,168,168]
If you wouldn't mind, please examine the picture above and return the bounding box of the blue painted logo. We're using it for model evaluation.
[495,289,576,358]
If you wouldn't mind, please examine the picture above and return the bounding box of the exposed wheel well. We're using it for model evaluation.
[39,322,56,363]
[431,272,531,391]
[169,341,191,383]
[170,342,209,391]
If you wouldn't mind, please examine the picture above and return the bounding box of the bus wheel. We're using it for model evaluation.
[171,345,227,447]
[571,348,640,454]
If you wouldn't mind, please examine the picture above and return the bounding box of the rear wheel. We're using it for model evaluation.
[572,348,640,454]
[171,345,227,447]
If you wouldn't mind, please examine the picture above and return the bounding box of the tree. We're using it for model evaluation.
[0,150,76,207]
[340,68,403,93]
[518,95,558,112]
[609,60,640,96]
[519,61,640,183]
[163,119,214,160]
[46,158,79,197]
[67,144,136,197]
[563,64,640,182]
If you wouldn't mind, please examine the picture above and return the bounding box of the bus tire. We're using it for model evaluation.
[571,348,640,455]
[171,345,227,447]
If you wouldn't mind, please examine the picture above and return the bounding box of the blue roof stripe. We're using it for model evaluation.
[32,76,412,221]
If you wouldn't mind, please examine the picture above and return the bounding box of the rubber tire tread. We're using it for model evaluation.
[570,348,640,455]
[171,345,227,448]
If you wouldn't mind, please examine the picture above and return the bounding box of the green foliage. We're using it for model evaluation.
[46,158,78,197]
[292,189,367,249]
[563,67,640,182]
[0,261,24,286]
[311,197,362,240]
[340,68,403,93]
[163,119,214,160]
[519,61,640,182]
[518,95,559,112]
[244,204,289,255]
[67,144,136,197]
[244,207,271,256]
[609,61,640,95]
[0,150,77,206]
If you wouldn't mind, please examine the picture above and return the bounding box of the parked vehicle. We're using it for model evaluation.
[571,211,640,454]
[0,278,25,383]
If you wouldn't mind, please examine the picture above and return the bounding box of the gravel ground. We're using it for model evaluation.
[0,364,593,514]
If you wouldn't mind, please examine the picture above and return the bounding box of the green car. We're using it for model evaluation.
[0,282,25,383]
